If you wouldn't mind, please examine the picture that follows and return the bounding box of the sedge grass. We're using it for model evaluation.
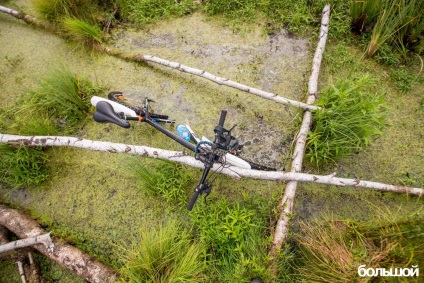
[395,0,424,55]
[1,67,101,135]
[296,208,424,282]
[33,0,98,23]
[62,17,104,48]
[18,67,101,133]
[130,158,192,205]
[363,0,424,58]
[306,75,387,168]
[351,0,382,33]
[119,220,205,283]
[0,144,49,188]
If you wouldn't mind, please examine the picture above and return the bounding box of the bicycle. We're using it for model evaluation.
[91,92,276,210]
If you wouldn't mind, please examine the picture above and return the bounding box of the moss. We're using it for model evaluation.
[0,260,21,283]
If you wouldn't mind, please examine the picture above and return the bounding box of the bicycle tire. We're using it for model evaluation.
[107,92,169,120]
[239,157,276,171]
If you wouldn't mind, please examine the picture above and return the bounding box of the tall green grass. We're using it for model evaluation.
[296,209,424,282]
[351,0,424,57]
[33,0,98,23]
[62,17,104,48]
[10,67,101,134]
[119,220,205,283]
[306,75,387,167]
[0,144,49,188]
[130,159,192,204]
[351,0,382,33]
[190,199,271,282]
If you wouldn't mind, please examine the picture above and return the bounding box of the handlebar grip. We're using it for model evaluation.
[187,189,201,210]
[218,110,227,127]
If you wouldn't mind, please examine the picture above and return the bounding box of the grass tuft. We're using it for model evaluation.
[297,209,424,282]
[119,220,205,283]
[62,17,104,48]
[33,0,98,23]
[130,158,192,204]
[0,144,49,188]
[9,67,101,134]
[306,75,387,167]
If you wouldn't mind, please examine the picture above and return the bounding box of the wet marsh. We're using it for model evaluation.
[0,0,423,281]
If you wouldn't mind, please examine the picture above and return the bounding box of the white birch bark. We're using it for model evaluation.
[16,261,27,283]
[142,56,319,111]
[0,5,319,112]
[0,6,49,29]
[1,133,422,196]
[269,4,331,261]
[0,233,54,254]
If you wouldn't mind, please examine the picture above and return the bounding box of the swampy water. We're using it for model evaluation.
[0,0,423,281]
[0,3,309,278]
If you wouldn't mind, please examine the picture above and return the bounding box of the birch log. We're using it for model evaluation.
[0,6,50,30]
[140,56,319,111]
[0,205,117,283]
[0,233,54,254]
[1,133,422,196]
[269,4,331,264]
[0,5,318,112]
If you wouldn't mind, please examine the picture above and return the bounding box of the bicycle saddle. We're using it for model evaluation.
[93,101,130,128]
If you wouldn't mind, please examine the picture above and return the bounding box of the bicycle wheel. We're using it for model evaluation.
[239,157,276,171]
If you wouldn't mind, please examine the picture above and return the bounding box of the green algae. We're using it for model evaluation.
[0,260,21,283]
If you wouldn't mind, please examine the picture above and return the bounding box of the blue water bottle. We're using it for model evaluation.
[176,124,191,142]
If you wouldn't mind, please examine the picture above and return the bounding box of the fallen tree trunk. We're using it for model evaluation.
[0,5,319,111]
[0,205,117,283]
[1,133,422,196]
[269,4,331,267]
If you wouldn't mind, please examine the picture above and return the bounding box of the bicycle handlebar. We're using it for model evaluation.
[218,110,227,128]
[187,189,201,210]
